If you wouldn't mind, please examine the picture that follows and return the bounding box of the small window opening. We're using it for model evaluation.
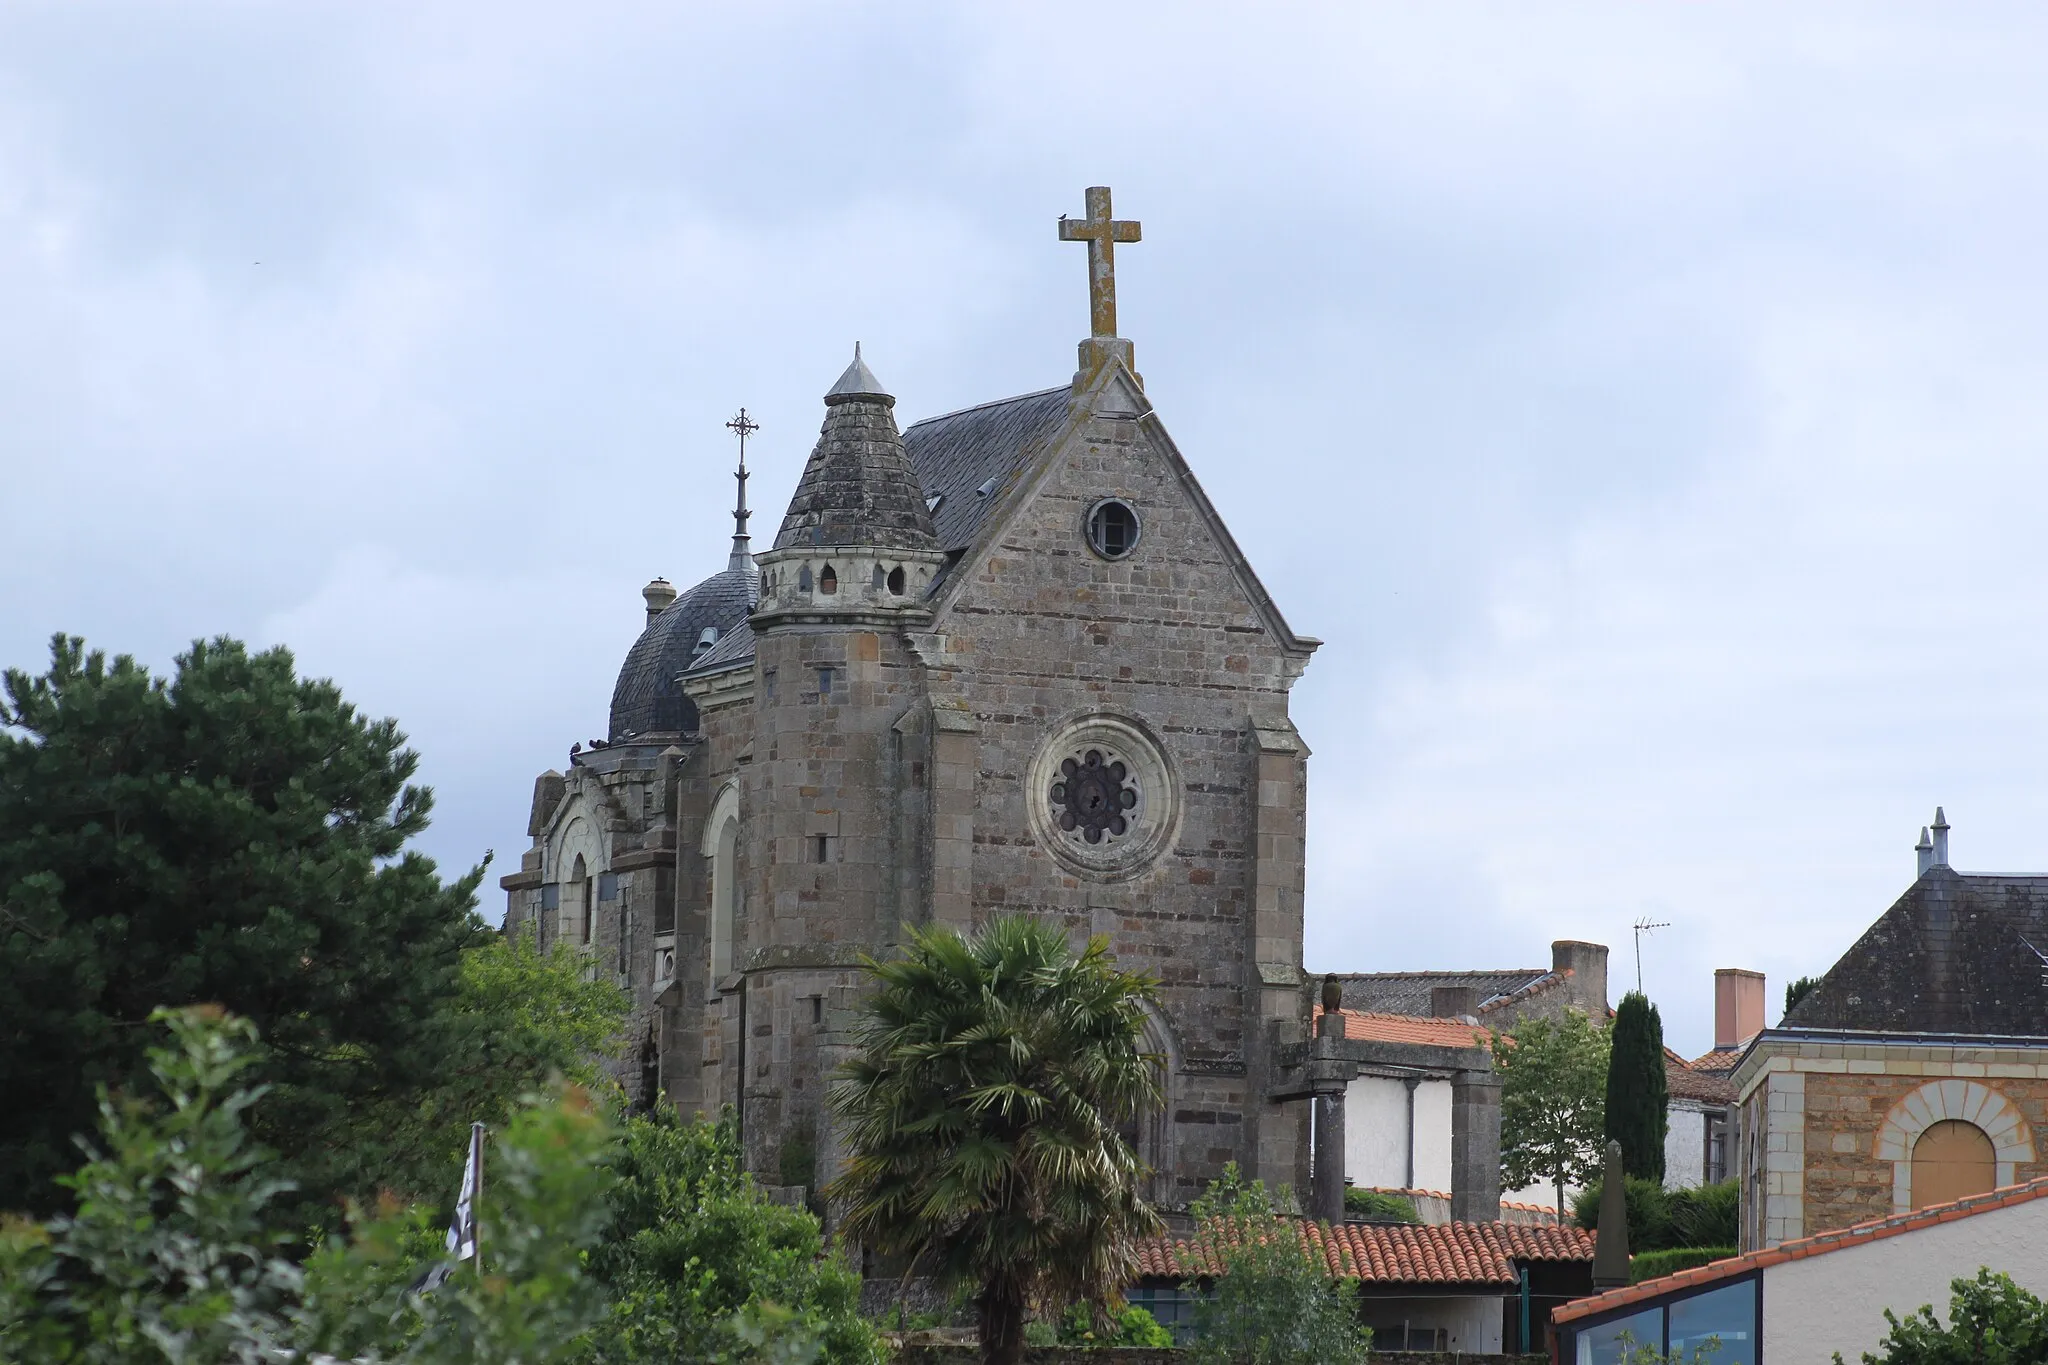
[693,626,719,657]
[763,668,777,700]
[580,875,594,945]
[818,564,838,595]
[818,667,834,697]
[798,564,813,592]
[1086,499,1141,559]
[887,565,906,595]
[925,492,944,512]
[871,564,886,589]
[813,834,831,863]
[811,996,824,1024]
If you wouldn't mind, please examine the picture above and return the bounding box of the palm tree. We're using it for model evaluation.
[828,916,1165,1365]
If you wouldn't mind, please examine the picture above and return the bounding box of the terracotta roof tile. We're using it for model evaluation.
[1315,1007,1494,1049]
[1690,1046,1745,1075]
[1665,1053,1736,1104]
[1553,1175,2048,1326]
[1134,1217,1594,1287]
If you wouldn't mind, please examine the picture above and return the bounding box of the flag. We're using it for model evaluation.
[445,1122,484,1262]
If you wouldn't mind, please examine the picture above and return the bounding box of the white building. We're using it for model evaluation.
[1553,1176,2048,1364]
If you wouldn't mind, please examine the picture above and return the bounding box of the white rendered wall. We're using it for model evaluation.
[1344,1076,1453,1192]
[1665,1101,1709,1191]
[1763,1196,2048,1363]
[1360,1294,1503,1354]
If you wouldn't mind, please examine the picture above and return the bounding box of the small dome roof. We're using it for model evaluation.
[608,564,756,740]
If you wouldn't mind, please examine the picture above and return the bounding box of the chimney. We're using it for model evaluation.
[1431,985,1478,1020]
[642,577,677,623]
[1713,969,1766,1050]
[1551,940,1610,1014]
[1931,807,1950,868]
[1915,826,1933,878]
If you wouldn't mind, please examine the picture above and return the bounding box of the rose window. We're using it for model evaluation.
[1050,749,1140,844]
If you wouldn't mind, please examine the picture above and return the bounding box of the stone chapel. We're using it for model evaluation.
[500,189,1324,1209]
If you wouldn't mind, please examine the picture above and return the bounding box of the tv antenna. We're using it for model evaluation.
[1632,917,1671,995]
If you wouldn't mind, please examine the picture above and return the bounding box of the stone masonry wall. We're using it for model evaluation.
[925,390,1314,1201]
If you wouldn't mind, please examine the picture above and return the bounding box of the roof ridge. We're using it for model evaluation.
[902,384,1068,431]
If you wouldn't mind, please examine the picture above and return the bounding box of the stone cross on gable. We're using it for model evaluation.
[1058,185,1141,339]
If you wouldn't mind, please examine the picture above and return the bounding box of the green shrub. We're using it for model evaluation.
[1630,1247,1737,1284]
[1033,1302,1173,1348]
[1572,1176,1674,1251]
[1666,1180,1740,1249]
[1342,1188,1420,1223]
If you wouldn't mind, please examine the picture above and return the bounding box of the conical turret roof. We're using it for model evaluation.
[774,348,940,552]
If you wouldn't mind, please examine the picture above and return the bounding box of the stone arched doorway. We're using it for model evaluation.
[1874,1080,2033,1212]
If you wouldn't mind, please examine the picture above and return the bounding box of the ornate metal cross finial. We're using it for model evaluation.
[725,408,758,568]
[1058,186,1141,339]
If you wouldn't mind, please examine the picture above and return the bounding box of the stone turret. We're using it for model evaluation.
[754,348,948,626]
[738,349,949,1195]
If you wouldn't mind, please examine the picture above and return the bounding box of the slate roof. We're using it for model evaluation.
[1133,1217,1594,1287]
[1783,868,2048,1036]
[1332,969,1557,1017]
[1554,1175,2048,1325]
[773,370,939,552]
[900,386,1072,555]
[608,565,757,739]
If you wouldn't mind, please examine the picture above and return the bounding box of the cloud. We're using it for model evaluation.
[9,2,2048,1053]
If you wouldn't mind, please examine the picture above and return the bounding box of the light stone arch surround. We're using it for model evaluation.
[1874,1079,2034,1211]
[549,805,607,947]
[1134,999,1181,1205]
[700,779,741,983]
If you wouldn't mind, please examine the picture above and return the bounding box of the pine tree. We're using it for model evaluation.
[1605,991,1669,1183]
[0,634,491,1216]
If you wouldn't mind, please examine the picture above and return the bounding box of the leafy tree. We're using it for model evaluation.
[1493,1007,1610,1214]
[581,1106,879,1365]
[0,635,490,1217]
[828,917,1164,1365]
[1785,975,1821,1017]
[1838,1269,2048,1365]
[1606,992,1669,1183]
[1182,1165,1370,1365]
[327,924,629,1213]
[0,1005,302,1364]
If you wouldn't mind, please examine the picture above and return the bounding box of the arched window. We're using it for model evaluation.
[887,565,906,595]
[1912,1120,1996,1209]
[565,854,588,945]
[571,854,592,945]
[819,564,838,595]
[703,782,742,984]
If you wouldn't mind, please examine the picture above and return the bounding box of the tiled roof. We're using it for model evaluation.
[1690,1045,1745,1075]
[1553,1175,2048,1325]
[1362,1187,1563,1225]
[1665,1053,1735,1105]
[1330,969,1553,1017]
[1316,1007,1493,1050]
[1135,1217,1594,1287]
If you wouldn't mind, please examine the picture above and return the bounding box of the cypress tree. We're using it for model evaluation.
[1605,990,1669,1182]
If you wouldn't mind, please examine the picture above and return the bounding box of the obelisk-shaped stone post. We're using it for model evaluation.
[1591,1139,1631,1290]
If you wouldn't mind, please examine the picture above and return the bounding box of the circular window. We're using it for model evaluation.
[1085,499,1141,560]
[1027,713,1178,879]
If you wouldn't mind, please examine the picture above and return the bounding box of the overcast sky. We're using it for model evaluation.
[8,3,2048,1055]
